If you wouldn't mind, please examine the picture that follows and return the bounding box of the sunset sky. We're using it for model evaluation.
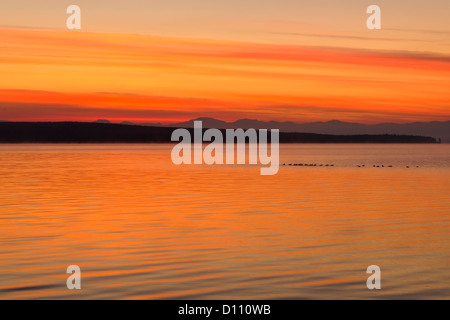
[1,0,450,124]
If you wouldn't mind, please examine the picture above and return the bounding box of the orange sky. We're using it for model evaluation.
[1,27,450,124]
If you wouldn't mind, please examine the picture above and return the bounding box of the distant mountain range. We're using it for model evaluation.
[146,118,450,143]
[0,122,439,144]
[1,118,448,142]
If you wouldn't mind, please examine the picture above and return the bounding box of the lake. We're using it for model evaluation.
[0,144,449,299]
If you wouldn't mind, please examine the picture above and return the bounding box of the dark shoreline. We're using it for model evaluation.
[0,122,439,144]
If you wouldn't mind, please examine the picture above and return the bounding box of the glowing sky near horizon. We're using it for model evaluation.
[1,0,450,123]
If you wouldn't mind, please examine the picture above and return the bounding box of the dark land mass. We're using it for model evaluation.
[0,122,438,143]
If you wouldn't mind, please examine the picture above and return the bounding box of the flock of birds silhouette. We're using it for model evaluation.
[282,163,419,168]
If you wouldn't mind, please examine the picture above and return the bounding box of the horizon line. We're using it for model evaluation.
[1,117,450,126]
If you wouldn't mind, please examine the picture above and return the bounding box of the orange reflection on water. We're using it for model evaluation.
[0,144,449,299]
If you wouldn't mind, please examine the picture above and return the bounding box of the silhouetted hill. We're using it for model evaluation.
[0,122,438,143]
[169,118,450,142]
[0,122,174,143]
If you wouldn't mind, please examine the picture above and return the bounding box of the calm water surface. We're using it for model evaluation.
[0,144,449,299]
